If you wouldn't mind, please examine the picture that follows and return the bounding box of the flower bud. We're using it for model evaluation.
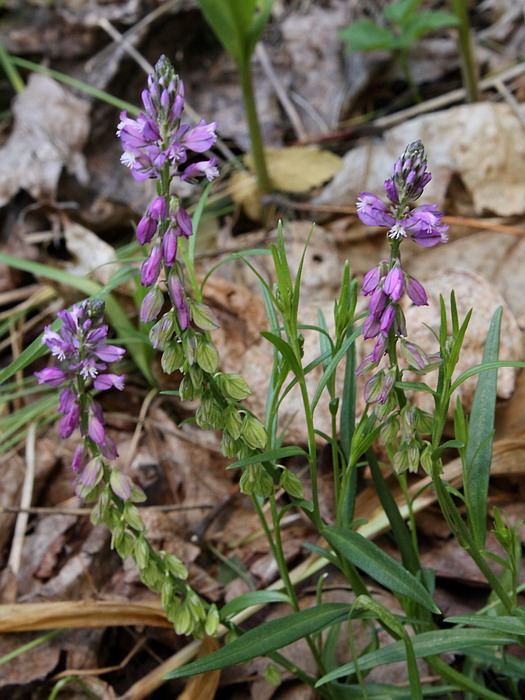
[217,372,251,400]
[241,414,267,450]
[279,468,304,499]
[110,468,132,501]
[191,302,220,331]
[140,286,164,323]
[195,338,219,373]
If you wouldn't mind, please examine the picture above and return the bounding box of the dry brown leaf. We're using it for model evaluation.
[231,147,342,220]
[177,637,221,700]
[0,600,172,633]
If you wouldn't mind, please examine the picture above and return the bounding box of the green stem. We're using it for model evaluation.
[450,0,479,102]
[239,59,271,194]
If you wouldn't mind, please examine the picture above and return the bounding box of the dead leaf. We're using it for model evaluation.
[177,636,221,700]
[232,147,342,220]
[0,73,89,207]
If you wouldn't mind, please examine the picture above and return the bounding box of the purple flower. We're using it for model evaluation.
[141,245,163,286]
[175,206,193,238]
[363,314,382,340]
[140,286,164,323]
[369,288,388,318]
[34,300,125,471]
[168,272,190,331]
[35,367,66,386]
[406,275,428,306]
[93,373,125,391]
[380,304,396,333]
[356,193,395,227]
[372,332,388,362]
[404,205,449,247]
[362,265,382,295]
[180,120,217,152]
[162,226,178,266]
[180,157,219,183]
[383,264,404,301]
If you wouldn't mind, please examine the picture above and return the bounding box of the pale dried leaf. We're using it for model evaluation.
[0,74,90,206]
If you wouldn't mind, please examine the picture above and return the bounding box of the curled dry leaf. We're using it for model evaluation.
[0,74,90,207]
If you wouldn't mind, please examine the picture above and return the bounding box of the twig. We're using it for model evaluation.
[122,388,159,471]
[255,43,308,141]
[7,424,37,582]
[0,504,214,516]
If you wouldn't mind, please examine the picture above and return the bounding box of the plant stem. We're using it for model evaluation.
[450,0,479,102]
[239,60,271,194]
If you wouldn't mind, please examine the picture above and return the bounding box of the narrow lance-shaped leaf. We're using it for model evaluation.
[165,603,351,679]
[464,306,502,548]
[323,527,439,614]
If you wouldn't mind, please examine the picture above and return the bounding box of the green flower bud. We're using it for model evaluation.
[204,604,220,637]
[240,464,273,498]
[217,372,251,400]
[393,444,409,474]
[191,301,220,331]
[141,560,162,591]
[130,483,147,503]
[161,340,184,374]
[380,414,400,444]
[264,663,282,687]
[413,408,434,435]
[174,606,192,636]
[407,440,420,473]
[420,443,433,475]
[196,338,219,373]
[114,531,135,559]
[149,312,175,349]
[123,503,145,532]
[279,468,304,499]
[161,576,175,610]
[110,468,132,501]
[182,330,197,366]
[224,406,243,439]
[179,373,199,400]
[163,553,188,580]
[220,431,241,458]
[133,536,150,570]
[241,414,267,450]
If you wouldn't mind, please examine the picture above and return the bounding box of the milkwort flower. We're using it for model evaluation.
[35,300,125,483]
[356,141,447,375]
[118,55,219,329]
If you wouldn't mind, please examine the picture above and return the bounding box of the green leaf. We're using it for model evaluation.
[165,603,351,679]
[464,307,502,548]
[323,527,439,613]
[444,615,525,636]
[226,445,308,470]
[316,628,518,685]
[401,10,459,45]
[383,0,421,26]
[260,330,302,375]
[220,591,291,620]
[341,20,396,52]
[198,0,254,65]
[311,329,361,410]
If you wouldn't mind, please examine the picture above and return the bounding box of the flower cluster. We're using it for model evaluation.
[357,141,447,373]
[356,140,448,248]
[118,55,219,328]
[117,55,218,184]
[35,300,125,482]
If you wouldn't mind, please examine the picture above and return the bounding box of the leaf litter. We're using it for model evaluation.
[0,1,524,697]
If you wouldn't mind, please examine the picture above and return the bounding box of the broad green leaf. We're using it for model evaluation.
[165,603,351,679]
[464,307,501,548]
[316,628,517,685]
[226,445,308,470]
[323,527,439,613]
[341,20,396,52]
[220,591,291,620]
